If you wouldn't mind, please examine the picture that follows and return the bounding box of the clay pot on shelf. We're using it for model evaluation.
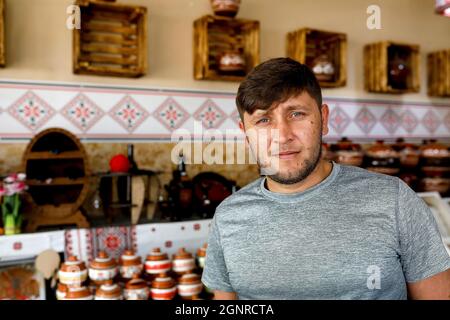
[145,248,172,276]
[388,50,410,90]
[95,280,123,300]
[210,0,241,18]
[196,243,208,270]
[311,54,335,82]
[119,249,143,280]
[398,171,419,189]
[150,276,177,300]
[330,137,364,167]
[63,286,93,300]
[177,273,203,300]
[88,251,118,285]
[364,140,400,176]
[419,177,450,194]
[56,283,67,300]
[124,274,150,300]
[392,138,420,168]
[172,248,196,275]
[58,256,88,286]
[419,140,450,175]
[321,143,336,162]
[217,51,246,73]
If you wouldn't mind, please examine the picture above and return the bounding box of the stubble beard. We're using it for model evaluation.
[265,134,323,185]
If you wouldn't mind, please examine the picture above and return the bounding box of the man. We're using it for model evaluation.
[201,57,450,300]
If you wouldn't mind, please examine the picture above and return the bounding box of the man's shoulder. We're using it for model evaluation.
[337,163,400,185]
[214,177,264,216]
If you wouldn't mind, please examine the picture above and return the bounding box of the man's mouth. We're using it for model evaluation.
[275,151,300,160]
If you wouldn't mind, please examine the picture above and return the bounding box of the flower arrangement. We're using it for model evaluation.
[0,173,28,235]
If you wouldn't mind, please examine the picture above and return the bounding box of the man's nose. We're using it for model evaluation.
[272,119,294,144]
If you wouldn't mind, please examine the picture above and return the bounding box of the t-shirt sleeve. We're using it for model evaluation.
[201,213,235,293]
[396,179,450,283]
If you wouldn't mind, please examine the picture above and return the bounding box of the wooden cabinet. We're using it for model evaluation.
[193,15,260,82]
[287,28,347,88]
[428,49,450,97]
[364,41,420,94]
[73,0,148,78]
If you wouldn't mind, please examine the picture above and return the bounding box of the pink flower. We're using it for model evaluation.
[4,183,16,196]
[14,181,27,193]
[4,176,15,184]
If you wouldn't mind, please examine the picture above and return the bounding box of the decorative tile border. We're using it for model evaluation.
[0,80,449,142]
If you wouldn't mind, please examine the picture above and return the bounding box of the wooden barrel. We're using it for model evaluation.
[21,128,90,230]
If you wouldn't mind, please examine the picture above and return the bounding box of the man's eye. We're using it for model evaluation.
[291,111,305,118]
[256,118,269,124]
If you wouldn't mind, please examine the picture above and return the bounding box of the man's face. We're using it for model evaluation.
[240,92,329,184]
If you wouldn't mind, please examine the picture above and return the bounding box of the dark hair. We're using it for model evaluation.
[236,57,322,120]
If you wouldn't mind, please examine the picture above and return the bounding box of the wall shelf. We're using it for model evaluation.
[428,49,450,97]
[193,14,260,82]
[287,28,347,88]
[73,0,148,78]
[364,41,420,94]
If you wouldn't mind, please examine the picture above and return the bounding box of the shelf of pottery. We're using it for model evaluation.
[323,138,450,197]
[56,245,211,300]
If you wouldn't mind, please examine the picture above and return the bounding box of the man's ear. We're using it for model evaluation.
[239,120,245,132]
[239,121,250,146]
[320,104,330,136]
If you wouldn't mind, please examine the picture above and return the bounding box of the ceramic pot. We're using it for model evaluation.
[420,177,450,194]
[58,256,88,286]
[124,275,150,300]
[119,249,143,280]
[399,172,419,189]
[217,51,246,73]
[63,286,93,300]
[56,283,67,300]
[88,251,118,285]
[330,137,364,167]
[364,140,400,176]
[145,248,172,275]
[177,273,203,299]
[196,243,207,270]
[210,0,241,17]
[312,54,335,82]
[419,140,450,173]
[392,138,420,168]
[388,51,410,90]
[172,248,196,274]
[150,276,177,300]
[321,143,336,162]
[95,280,123,300]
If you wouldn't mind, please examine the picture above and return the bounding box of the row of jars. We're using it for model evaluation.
[322,138,450,194]
[56,245,208,300]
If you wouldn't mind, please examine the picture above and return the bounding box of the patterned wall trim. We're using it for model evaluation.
[0,80,449,142]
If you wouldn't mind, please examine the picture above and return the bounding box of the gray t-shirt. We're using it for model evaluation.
[201,162,450,299]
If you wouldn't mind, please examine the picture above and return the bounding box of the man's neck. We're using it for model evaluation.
[265,160,333,194]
